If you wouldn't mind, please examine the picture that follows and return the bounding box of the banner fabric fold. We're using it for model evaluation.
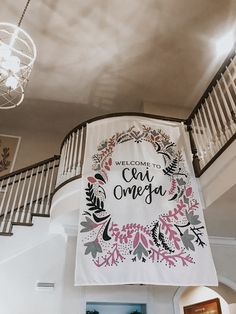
[75,116,218,286]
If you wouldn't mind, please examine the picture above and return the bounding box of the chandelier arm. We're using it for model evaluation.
[18,0,32,27]
[0,0,36,109]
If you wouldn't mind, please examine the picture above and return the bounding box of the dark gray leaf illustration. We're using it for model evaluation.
[181,229,195,251]
[80,216,97,232]
[133,243,148,260]
[186,210,201,225]
[183,194,189,205]
[177,178,186,186]
[84,240,102,258]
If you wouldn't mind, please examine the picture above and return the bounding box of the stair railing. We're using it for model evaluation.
[56,124,87,187]
[0,155,60,235]
[187,47,236,177]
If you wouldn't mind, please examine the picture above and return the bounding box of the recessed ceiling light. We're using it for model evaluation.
[215,31,234,57]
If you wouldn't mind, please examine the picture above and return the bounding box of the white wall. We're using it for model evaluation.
[0,218,53,264]
[229,304,236,314]
[1,228,236,314]
[0,233,66,314]
[60,236,177,314]
[211,243,236,285]
[60,235,236,314]
[59,236,236,314]
[199,141,236,208]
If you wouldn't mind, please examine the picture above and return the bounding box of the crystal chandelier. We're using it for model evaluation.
[0,0,36,109]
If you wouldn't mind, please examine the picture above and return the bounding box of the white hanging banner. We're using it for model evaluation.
[75,116,218,286]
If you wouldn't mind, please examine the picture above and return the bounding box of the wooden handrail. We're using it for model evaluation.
[185,121,201,177]
[185,42,236,177]
[187,44,236,123]
[196,133,236,177]
[0,165,58,189]
[0,155,60,181]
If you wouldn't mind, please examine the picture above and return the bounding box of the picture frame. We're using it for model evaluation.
[183,297,222,314]
[86,302,146,314]
[0,134,21,176]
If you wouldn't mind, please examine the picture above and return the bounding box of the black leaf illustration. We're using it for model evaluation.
[152,222,174,253]
[85,183,105,213]
[95,173,105,182]
[168,193,177,201]
[158,231,174,253]
[103,218,111,241]
[151,222,160,247]
[163,158,177,176]
[93,213,110,223]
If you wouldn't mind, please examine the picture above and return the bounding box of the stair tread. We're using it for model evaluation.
[0,232,13,236]
[12,222,33,226]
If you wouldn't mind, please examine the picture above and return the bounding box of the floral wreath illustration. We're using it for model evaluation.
[80,125,206,268]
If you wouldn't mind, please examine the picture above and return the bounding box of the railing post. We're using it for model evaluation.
[186,119,201,177]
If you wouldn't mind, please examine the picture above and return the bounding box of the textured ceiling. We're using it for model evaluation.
[0,0,236,113]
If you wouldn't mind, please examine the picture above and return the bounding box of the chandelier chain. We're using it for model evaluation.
[18,0,32,27]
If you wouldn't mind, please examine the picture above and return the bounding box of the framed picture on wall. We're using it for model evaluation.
[183,298,222,314]
[86,302,146,314]
[0,134,21,177]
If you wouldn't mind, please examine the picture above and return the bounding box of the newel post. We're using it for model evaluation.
[185,119,201,177]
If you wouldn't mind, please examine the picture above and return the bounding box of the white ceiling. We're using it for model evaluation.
[0,0,236,114]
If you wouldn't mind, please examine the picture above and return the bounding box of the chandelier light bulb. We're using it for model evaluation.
[2,55,21,73]
[0,23,36,109]
[0,43,11,60]
[5,76,18,89]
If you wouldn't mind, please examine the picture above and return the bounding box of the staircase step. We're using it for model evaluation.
[0,231,13,236]
[32,213,49,218]
[12,222,33,227]
[31,203,50,216]
[11,209,32,225]
[0,219,13,234]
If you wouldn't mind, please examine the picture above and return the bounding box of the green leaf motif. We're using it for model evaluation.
[97,140,107,151]
[84,240,102,258]
[186,210,201,225]
[183,195,189,205]
[80,217,97,232]
[181,229,195,251]
[133,243,148,260]
[177,178,186,186]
